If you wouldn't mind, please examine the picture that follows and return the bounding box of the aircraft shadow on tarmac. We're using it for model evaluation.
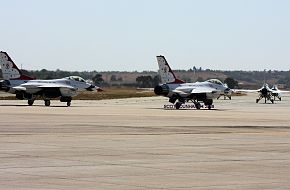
[147,107,228,111]
[0,104,80,108]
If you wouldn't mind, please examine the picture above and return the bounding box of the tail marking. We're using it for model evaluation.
[0,51,34,80]
[156,55,185,84]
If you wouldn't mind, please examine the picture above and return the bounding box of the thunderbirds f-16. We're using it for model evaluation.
[0,51,100,106]
[271,85,284,101]
[235,83,290,104]
[217,83,233,100]
[154,55,230,109]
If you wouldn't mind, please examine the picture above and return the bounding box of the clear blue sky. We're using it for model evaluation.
[1,0,290,71]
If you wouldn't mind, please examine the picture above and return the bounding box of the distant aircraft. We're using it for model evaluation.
[154,55,230,109]
[235,83,290,104]
[271,85,282,101]
[0,51,100,106]
[217,83,233,100]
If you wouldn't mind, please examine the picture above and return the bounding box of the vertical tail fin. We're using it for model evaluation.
[271,85,278,91]
[0,51,34,80]
[156,55,185,84]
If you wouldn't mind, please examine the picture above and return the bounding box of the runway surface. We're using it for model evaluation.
[0,95,290,189]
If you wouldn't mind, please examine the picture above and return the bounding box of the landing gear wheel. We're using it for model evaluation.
[195,102,201,109]
[204,99,213,110]
[175,102,182,109]
[28,100,34,106]
[265,98,267,104]
[67,102,71,107]
[279,97,282,101]
[44,100,51,107]
[256,99,259,103]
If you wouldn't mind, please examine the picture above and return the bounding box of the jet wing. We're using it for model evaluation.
[12,86,27,91]
[233,89,259,93]
[13,83,76,92]
[272,90,290,93]
[35,83,76,90]
[172,89,189,95]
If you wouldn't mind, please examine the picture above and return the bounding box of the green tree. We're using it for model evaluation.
[136,75,154,88]
[92,73,104,85]
[110,75,117,81]
[224,77,239,88]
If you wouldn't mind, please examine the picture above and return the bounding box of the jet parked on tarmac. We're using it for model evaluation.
[154,55,230,109]
[235,84,290,104]
[217,83,233,100]
[271,85,283,101]
[0,51,100,106]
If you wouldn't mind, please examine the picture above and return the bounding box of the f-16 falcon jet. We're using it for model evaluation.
[0,51,100,106]
[154,55,230,109]
[235,84,290,104]
[271,85,284,101]
[217,83,233,100]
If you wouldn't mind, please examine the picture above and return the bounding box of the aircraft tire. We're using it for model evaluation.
[28,100,34,106]
[195,103,201,109]
[67,102,71,107]
[45,100,51,107]
[175,102,182,109]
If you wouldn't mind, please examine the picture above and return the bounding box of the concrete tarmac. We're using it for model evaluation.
[0,95,290,189]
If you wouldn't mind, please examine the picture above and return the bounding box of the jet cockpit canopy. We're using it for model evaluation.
[207,79,223,86]
[66,76,86,82]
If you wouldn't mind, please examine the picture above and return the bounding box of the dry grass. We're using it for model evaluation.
[0,88,155,100]
[74,87,155,100]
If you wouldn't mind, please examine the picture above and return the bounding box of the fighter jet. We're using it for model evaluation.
[0,51,100,106]
[154,55,229,109]
[271,85,282,101]
[217,83,233,100]
[235,84,290,104]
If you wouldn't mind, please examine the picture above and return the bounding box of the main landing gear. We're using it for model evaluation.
[60,96,72,107]
[44,100,51,106]
[203,99,213,110]
[28,99,35,106]
[27,96,37,106]
[175,102,183,109]
[194,102,202,109]
[26,98,72,107]
[174,99,213,110]
[43,99,71,107]
[256,96,274,104]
